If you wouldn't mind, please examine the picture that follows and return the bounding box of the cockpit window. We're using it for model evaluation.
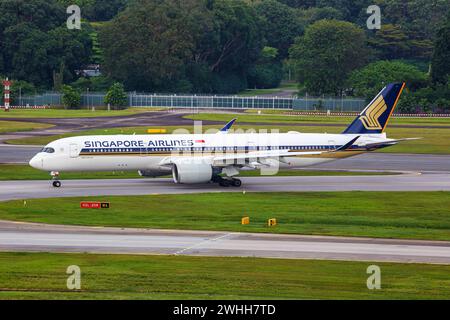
[41,147,55,154]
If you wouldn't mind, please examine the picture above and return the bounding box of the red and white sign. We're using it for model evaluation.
[80,202,110,209]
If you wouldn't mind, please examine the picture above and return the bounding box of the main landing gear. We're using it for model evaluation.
[50,171,62,188]
[213,176,242,188]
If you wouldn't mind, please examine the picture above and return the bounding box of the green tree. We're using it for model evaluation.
[61,85,81,109]
[88,0,128,21]
[349,61,428,99]
[315,0,370,22]
[186,0,263,93]
[248,47,283,89]
[254,0,304,59]
[100,0,264,94]
[10,80,37,105]
[104,83,127,110]
[0,0,92,88]
[100,0,206,91]
[370,0,448,60]
[277,0,318,8]
[298,6,344,25]
[57,0,128,21]
[377,0,449,41]
[289,19,369,95]
[279,0,370,22]
[72,76,114,92]
[368,24,409,59]
[89,32,104,64]
[431,12,450,85]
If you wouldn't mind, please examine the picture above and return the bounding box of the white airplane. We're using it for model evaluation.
[30,83,416,188]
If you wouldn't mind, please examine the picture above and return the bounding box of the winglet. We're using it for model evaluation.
[219,118,237,133]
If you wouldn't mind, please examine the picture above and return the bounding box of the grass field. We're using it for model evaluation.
[0,108,161,119]
[4,125,191,145]
[0,252,449,299]
[0,120,53,134]
[1,192,449,240]
[0,164,390,181]
[5,122,450,154]
[185,112,450,126]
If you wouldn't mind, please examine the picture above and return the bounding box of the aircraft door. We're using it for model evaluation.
[70,144,80,158]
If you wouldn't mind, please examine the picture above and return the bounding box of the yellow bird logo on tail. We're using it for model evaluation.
[359,95,387,130]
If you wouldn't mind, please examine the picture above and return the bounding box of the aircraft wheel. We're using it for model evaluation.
[219,179,231,187]
[231,179,242,187]
[52,181,61,188]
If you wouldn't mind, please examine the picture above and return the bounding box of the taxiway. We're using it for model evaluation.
[0,173,449,201]
[0,220,449,264]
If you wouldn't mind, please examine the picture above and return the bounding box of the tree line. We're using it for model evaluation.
[0,0,449,112]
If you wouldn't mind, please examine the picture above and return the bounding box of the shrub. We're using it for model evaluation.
[104,82,128,110]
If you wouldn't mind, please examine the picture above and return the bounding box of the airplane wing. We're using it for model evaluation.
[159,136,359,167]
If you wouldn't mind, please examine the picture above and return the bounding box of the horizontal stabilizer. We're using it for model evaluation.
[364,137,422,149]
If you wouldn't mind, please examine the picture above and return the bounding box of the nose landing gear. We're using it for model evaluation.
[50,171,61,188]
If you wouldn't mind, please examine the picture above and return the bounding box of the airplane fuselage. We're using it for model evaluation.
[29,132,387,173]
[28,83,408,187]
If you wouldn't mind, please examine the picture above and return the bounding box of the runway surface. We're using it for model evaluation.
[0,144,41,163]
[315,153,450,173]
[0,173,450,201]
[0,220,449,264]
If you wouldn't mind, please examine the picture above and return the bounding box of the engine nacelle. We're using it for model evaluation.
[172,159,213,184]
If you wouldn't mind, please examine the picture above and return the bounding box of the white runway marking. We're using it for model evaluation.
[174,233,234,255]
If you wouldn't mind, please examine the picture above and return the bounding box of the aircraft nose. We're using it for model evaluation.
[29,156,42,169]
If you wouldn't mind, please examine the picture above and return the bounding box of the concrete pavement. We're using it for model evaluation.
[0,220,449,264]
[0,173,449,201]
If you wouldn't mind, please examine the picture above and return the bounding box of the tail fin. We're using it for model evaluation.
[343,83,405,134]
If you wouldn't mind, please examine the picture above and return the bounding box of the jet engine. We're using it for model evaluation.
[172,159,213,184]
